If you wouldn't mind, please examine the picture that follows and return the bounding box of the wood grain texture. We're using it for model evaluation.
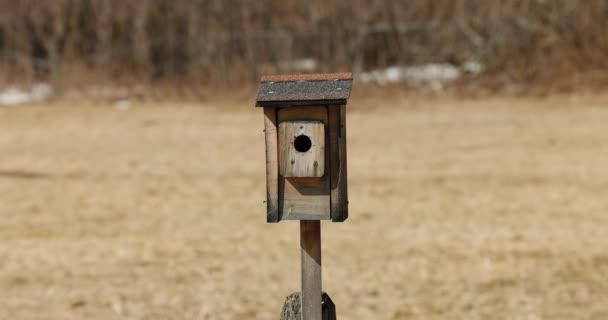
[279,121,325,178]
[279,178,331,220]
[300,220,322,320]
[263,107,280,222]
[329,105,348,222]
[278,106,328,123]
[278,107,330,220]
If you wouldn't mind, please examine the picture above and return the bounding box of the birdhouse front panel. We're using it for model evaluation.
[256,73,352,223]
[279,121,325,178]
[277,106,330,220]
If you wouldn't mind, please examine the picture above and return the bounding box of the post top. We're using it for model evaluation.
[256,73,353,107]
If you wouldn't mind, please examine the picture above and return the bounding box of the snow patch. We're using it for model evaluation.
[462,61,484,74]
[114,99,131,111]
[0,83,54,106]
[276,58,319,72]
[290,58,318,72]
[359,61,484,86]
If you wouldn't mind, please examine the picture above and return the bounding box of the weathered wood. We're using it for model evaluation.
[328,105,348,222]
[300,220,322,320]
[280,292,337,320]
[264,107,280,222]
[277,106,328,123]
[262,104,347,222]
[279,121,325,178]
[278,107,330,220]
[280,177,331,219]
[279,175,331,220]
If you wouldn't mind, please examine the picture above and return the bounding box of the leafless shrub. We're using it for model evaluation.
[0,0,606,88]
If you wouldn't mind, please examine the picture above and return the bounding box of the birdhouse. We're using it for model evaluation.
[256,73,352,223]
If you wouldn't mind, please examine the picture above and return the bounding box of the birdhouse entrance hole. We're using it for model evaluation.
[294,135,312,152]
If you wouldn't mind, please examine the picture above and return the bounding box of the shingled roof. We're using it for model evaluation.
[255,73,353,107]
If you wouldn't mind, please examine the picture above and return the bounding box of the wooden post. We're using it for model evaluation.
[281,222,338,320]
[300,220,322,320]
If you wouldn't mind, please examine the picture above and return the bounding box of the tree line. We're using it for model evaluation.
[0,0,606,88]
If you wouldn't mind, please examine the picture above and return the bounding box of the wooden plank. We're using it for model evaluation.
[279,121,325,178]
[263,107,280,222]
[300,220,322,320]
[278,107,331,220]
[280,178,331,220]
[329,105,348,222]
[278,106,328,123]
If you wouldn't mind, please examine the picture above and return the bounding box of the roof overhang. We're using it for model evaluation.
[255,73,353,107]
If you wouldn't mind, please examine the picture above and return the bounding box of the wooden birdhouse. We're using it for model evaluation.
[256,73,352,223]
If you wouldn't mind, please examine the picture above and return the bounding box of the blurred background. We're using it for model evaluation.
[1,1,608,320]
[0,0,607,96]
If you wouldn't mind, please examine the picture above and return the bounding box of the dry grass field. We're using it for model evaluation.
[1,93,608,319]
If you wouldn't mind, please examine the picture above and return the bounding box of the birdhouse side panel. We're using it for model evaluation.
[263,107,280,222]
[329,104,348,222]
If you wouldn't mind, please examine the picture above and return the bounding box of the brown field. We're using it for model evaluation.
[1,94,608,320]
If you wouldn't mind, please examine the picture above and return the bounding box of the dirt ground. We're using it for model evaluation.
[1,93,608,320]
